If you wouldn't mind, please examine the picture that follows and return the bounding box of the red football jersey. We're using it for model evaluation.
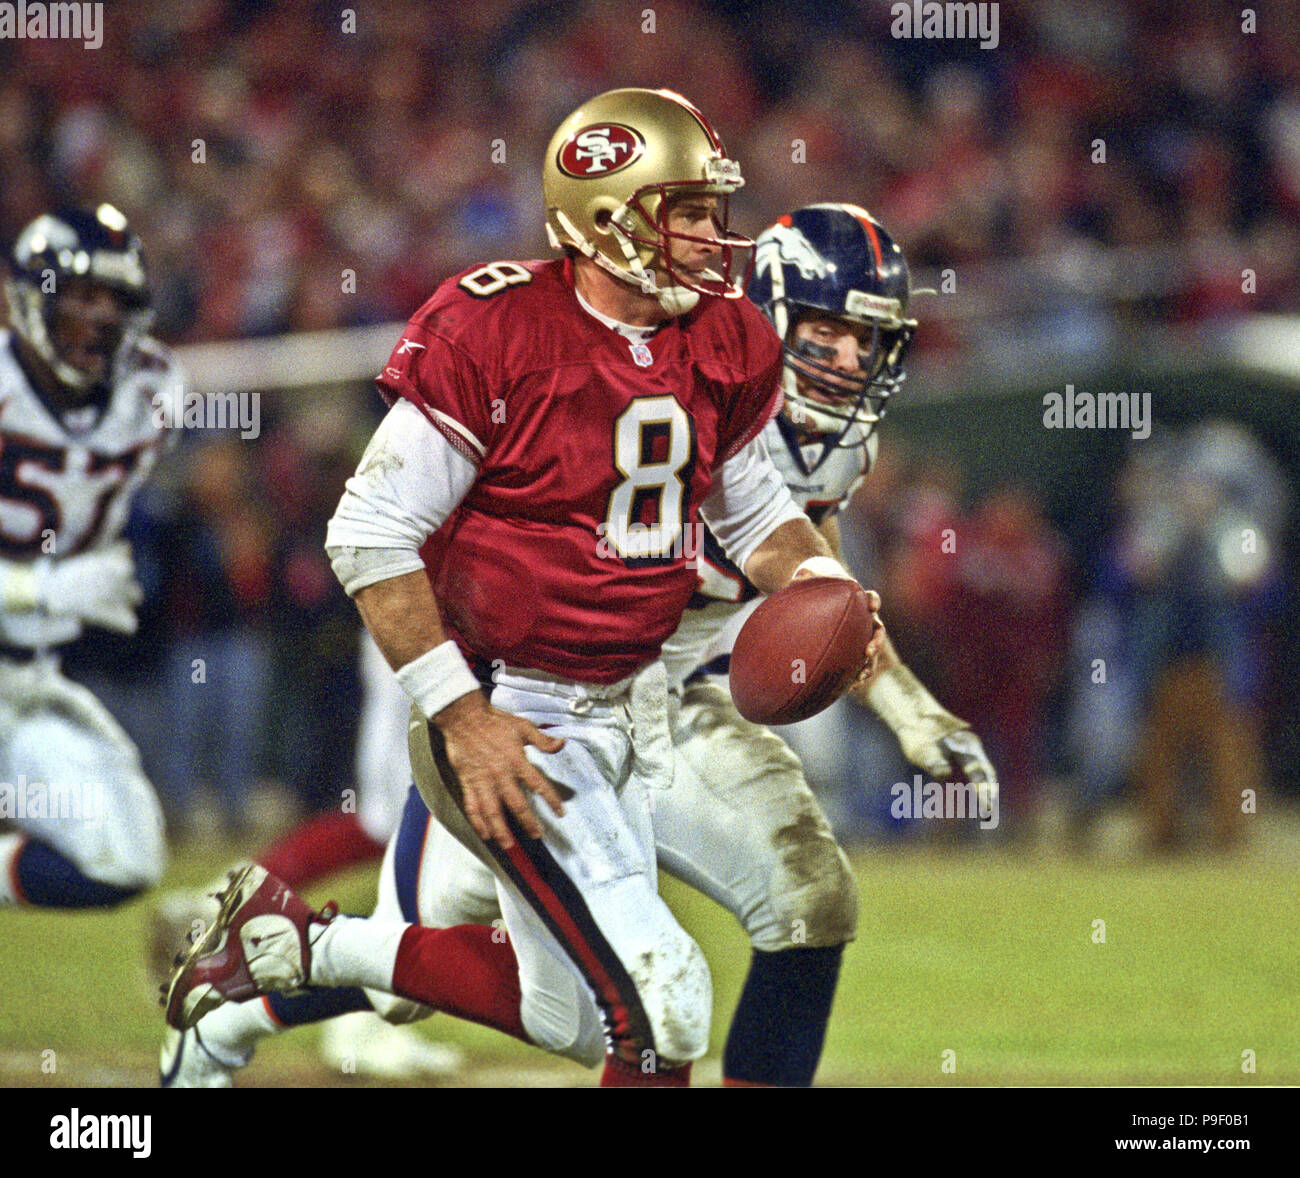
[377,257,782,683]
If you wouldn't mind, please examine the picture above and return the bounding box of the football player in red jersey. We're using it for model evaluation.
[163,89,885,1087]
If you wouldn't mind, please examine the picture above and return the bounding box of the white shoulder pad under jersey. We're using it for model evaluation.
[0,329,180,646]
[659,416,877,689]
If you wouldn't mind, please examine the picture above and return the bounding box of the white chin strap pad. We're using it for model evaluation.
[655,284,700,315]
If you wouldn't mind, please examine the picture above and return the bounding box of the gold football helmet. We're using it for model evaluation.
[543,87,752,314]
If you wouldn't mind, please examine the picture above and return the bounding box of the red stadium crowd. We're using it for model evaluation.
[2,0,1297,345]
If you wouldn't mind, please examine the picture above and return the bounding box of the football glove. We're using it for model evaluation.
[864,663,998,817]
[2,543,144,634]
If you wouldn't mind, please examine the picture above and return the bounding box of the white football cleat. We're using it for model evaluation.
[318,1011,465,1080]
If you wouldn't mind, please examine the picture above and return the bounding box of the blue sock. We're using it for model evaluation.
[14,839,143,908]
[266,986,374,1027]
[723,945,845,1086]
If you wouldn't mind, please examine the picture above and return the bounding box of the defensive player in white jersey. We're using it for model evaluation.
[162,203,993,1087]
[659,204,997,1083]
[0,205,175,911]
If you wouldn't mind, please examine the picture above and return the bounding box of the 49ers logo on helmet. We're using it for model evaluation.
[557,123,646,178]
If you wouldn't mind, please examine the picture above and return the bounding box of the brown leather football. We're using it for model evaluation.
[729,576,876,725]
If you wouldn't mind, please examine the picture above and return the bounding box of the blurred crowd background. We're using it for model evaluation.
[4,0,1300,338]
[3,0,1297,850]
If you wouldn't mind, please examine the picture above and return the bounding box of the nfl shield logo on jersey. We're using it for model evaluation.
[629,342,653,368]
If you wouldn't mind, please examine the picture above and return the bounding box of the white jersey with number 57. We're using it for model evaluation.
[660,416,877,688]
[0,329,178,647]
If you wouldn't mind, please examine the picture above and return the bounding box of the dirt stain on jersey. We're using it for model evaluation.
[773,807,830,885]
[357,446,404,484]
[772,807,857,945]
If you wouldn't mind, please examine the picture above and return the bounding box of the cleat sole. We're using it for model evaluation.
[163,863,261,1030]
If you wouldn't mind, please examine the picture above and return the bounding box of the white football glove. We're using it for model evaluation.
[865,663,998,818]
[929,729,999,818]
[35,542,144,634]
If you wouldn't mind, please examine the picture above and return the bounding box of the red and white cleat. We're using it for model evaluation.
[162,863,336,1031]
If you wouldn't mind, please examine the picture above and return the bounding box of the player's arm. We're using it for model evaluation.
[326,399,565,849]
[0,545,142,634]
[700,435,885,672]
[815,514,997,804]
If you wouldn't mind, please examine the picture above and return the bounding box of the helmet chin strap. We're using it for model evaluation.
[606,215,701,315]
[652,283,699,315]
[554,205,703,316]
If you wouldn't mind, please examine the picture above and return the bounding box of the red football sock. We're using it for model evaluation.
[259,811,385,889]
[601,1053,692,1087]
[391,924,529,1042]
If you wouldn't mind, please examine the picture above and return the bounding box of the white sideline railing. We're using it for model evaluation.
[168,257,1298,397]
[174,321,405,396]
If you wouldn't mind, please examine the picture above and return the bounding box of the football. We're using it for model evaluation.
[729,576,877,726]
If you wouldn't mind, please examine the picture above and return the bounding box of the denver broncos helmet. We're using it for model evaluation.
[544,88,752,315]
[5,203,151,391]
[748,203,916,453]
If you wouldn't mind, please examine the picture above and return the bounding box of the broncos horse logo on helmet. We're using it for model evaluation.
[748,204,916,470]
[754,221,834,282]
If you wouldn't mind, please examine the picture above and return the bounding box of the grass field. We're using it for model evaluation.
[2,816,1297,1087]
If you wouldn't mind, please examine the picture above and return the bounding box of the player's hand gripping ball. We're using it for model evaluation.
[730,577,881,725]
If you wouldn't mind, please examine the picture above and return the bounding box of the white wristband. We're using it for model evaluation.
[394,640,482,719]
[792,556,853,582]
